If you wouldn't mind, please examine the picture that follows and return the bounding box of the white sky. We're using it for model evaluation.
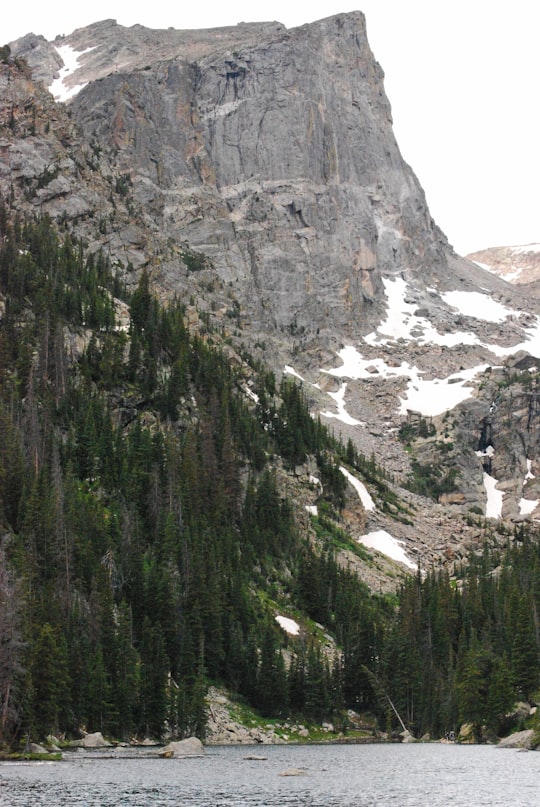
[3,1,539,255]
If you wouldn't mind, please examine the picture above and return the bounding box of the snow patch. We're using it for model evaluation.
[357,530,417,570]
[275,616,300,636]
[322,345,487,417]
[398,364,488,417]
[441,290,516,323]
[49,45,95,102]
[284,365,305,382]
[519,460,538,515]
[323,345,413,381]
[243,385,259,403]
[483,472,504,519]
[340,467,375,512]
[320,383,363,426]
[364,278,481,348]
[519,499,538,516]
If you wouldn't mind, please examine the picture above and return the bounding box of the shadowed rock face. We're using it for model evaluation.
[12,13,452,338]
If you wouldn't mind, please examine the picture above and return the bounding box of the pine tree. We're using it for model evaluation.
[139,618,169,739]
[29,624,71,738]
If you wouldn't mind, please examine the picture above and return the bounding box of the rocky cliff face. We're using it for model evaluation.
[12,13,454,340]
[5,14,540,573]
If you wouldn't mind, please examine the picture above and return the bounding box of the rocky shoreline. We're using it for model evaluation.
[14,688,539,757]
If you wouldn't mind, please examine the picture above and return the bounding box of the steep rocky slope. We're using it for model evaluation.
[5,14,540,579]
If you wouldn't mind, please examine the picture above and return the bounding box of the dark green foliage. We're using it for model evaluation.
[2,206,540,748]
[406,460,460,500]
[180,247,211,273]
[28,624,71,737]
[380,533,540,738]
[398,417,436,444]
[2,207,368,741]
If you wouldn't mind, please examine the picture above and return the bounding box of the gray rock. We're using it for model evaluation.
[80,731,111,748]
[497,730,535,750]
[159,737,205,757]
[28,742,48,753]
[39,12,449,342]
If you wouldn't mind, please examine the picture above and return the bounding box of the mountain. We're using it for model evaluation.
[13,14,540,546]
[467,244,540,286]
[2,14,540,746]
[6,11,540,570]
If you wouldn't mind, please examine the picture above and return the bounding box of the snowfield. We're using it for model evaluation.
[49,45,95,102]
[357,530,417,570]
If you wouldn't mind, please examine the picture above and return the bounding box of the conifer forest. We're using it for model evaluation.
[1,205,540,748]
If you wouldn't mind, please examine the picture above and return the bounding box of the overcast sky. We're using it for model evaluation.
[3,1,539,255]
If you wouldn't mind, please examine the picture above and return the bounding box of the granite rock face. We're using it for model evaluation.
[13,13,453,338]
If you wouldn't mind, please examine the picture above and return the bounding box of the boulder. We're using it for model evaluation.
[28,742,48,753]
[159,737,205,758]
[457,722,476,743]
[497,729,535,749]
[80,731,111,748]
[70,731,111,748]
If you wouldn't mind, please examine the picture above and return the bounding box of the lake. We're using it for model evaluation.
[0,742,538,806]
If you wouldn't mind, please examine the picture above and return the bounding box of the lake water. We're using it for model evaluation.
[0,743,538,806]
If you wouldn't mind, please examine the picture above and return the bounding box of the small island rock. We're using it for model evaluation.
[159,737,205,757]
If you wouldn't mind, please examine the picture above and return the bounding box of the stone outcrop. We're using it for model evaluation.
[205,687,286,744]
